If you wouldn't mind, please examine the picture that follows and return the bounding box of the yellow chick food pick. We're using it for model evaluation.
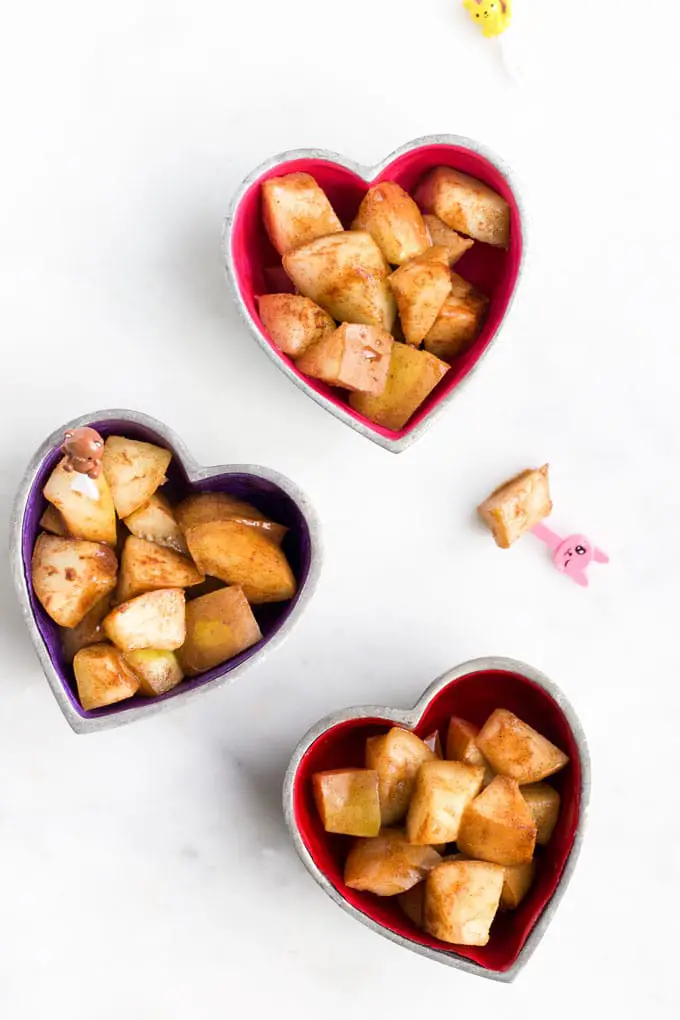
[463,0,511,38]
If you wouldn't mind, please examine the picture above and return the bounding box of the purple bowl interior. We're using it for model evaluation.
[21,419,313,720]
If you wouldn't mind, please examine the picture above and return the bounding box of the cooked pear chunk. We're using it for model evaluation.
[123,493,188,554]
[344,829,441,895]
[74,643,140,710]
[283,231,396,330]
[415,166,510,247]
[295,323,393,395]
[350,342,449,430]
[124,649,184,697]
[258,294,335,357]
[365,727,436,825]
[476,708,569,783]
[116,536,204,602]
[175,493,287,546]
[102,436,171,519]
[423,215,474,265]
[521,783,561,844]
[262,172,342,255]
[352,182,429,265]
[457,775,537,865]
[423,271,488,361]
[43,457,117,545]
[477,466,553,550]
[389,248,452,346]
[500,860,535,910]
[103,589,185,652]
[406,760,485,845]
[61,594,113,663]
[31,534,117,628]
[424,859,504,945]
[185,521,296,604]
[178,586,262,677]
[445,716,494,785]
[312,768,381,837]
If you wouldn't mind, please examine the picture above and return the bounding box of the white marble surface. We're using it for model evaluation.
[1,2,679,1016]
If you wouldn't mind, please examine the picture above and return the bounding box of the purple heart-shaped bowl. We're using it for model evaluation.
[283,657,590,982]
[10,409,321,734]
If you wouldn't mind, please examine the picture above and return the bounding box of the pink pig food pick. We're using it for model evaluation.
[477,465,609,587]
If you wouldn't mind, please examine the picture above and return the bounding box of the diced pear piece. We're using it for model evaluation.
[295,323,393,395]
[415,166,510,247]
[61,594,112,663]
[476,708,569,783]
[262,172,343,255]
[423,272,488,361]
[365,727,436,826]
[31,534,117,628]
[123,493,187,554]
[103,589,185,652]
[312,768,381,837]
[283,231,396,331]
[178,586,262,677]
[477,466,553,550]
[521,783,561,844]
[39,504,68,537]
[258,294,335,358]
[424,859,504,945]
[344,829,441,895]
[406,760,485,845]
[73,643,140,710]
[102,436,172,519]
[457,775,537,865]
[185,521,296,604]
[350,343,449,431]
[43,457,117,545]
[116,536,204,602]
[446,716,494,785]
[500,861,535,910]
[175,493,288,546]
[389,248,453,346]
[352,182,430,265]
[124,649,184,697]
[423,215,474,265]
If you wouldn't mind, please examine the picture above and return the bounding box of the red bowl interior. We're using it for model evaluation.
[292,669,581,973]
[230,144,523,443]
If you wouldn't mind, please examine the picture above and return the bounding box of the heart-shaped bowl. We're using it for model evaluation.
[10,409,321,734]
[283,657,589,982]
[223,135,524,453]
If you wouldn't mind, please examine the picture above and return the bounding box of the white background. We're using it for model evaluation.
[1,2,679,1016]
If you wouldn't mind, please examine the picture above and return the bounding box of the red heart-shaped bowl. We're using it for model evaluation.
[10,410,321,734]
[223,136,524,452]
[283,658,589,981]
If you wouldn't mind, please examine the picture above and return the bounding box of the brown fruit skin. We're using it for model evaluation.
[344,829,441,895]
[365,727,436,826]
[522,783,561,844]
[312,769,381,837]
[178,586,262,677]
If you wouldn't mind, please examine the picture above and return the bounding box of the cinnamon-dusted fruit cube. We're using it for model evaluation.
[457,775,537,866]
[262,172,342,256]
[295,323,393,395]
[352,182,430,266]
[500,861,535,910]
[415,166,510,248]
[521,783,561,844]
[312,768,381,837]
[365,727,436,826]
[350,343,449,431]
[389,247,452,347]
[344,829,441,895]
[445,716,494,786]
[257,294,335,358]
[424,859,504,946]
[477,465,552,549]
[406,760,485,845]
[423,272,488,362]
[423,215,475,265]
[476,708,569,784]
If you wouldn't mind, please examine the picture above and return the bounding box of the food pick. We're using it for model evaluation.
[462,0,512,39]
[477,465,609,587]
[61,426,104,501]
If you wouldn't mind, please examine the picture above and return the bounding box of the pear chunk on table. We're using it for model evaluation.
[477,465,553,549]
[31,533,118,628]
[283,230,396,331]
[262,172,343,256]
[352,182,430,265]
